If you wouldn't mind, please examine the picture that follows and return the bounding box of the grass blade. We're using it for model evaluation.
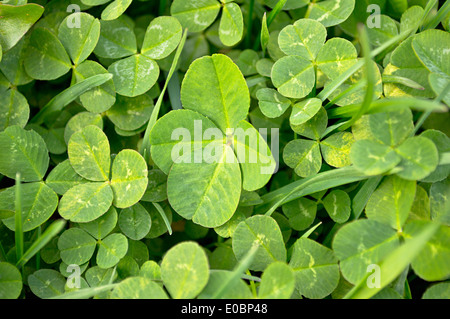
[340,25,375,131]
[301,222,322,239]
[422,0,450,30]
[16,219,66,269]
[49,284,117,299]
[15,173,23,264]
[343,222,440,299]
[255,167,367,216]
[328,97,447,119]
[245,0,255,48]
[210,243,259,299]
[166,71,182,110]
[152,202,173,235]
[351,176,383,220]
[253,0,287,51]
[140,28,188,162]
[382,75,425,90]
[30,73,113,126]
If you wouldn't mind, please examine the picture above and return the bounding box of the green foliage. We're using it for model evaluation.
[0,0,448,301]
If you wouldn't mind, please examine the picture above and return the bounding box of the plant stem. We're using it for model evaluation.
[159,0,167,16]
[15,173,23,265]
[245,0,255,48]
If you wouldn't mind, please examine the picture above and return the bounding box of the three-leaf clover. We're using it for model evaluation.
[283,106,355,177]
[59,125,148,223]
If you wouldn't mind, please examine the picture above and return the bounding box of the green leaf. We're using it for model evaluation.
[64,112,103,146]
[58,228,96,265]
[332,219,400,284]
[256,58,274,77]
[290,98,322,126]
[214,207,247,238]
[58,182,114,223]
[0,3,44,52]
[106,94,153,131]
[307,0,355,27]
[94,18,137,59]
[423,282,450,299]
[367,15,399,46]
[85,266,116,288]
[0,89,29,131]
[46,159,88,195]
[232,120,276,191]
[28,269,66,299]
[365,175,416,231]
[289,237,340,299]
[108,54,159,97]
[141,169,168,203]
[0,125,49,182]
[1,182,58,232]
[291,107,328,140]
[167,145,241,228]
[111,276,168,299]
[258,261,295,299]
[360,109,414,147]
[256,88,291,118]
[395,136,439,181]
[316,38,358,80]
[430,180,450,226]
[161,241,209,299]
[283,139,322,178]
[101,0,132,21]
[97,233,128,269]
[58,13,100,65]
[232,215,287,271]
[73,61,116,113]
[118,203,152,240]
[322,189,351,224]
[271,55,315,99]
[139,260,161,280]
[68,125,111,182]
[219,2,244,47]
[282,197,317,231]
[350,139,401,176]
[278,18,327,60]
[110,149,148,209]
[150,110,225,174]
[78,206,118,240]
[170,0,221,33]
[320,132,354,168]
[408,185,431,223]
[420,129,450,183]
[180,54,250,132]
[411,29,450,77]
[404,221,450,281]
[0,262,22,299]
[24,27,71,80]
[141,16,182,60]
